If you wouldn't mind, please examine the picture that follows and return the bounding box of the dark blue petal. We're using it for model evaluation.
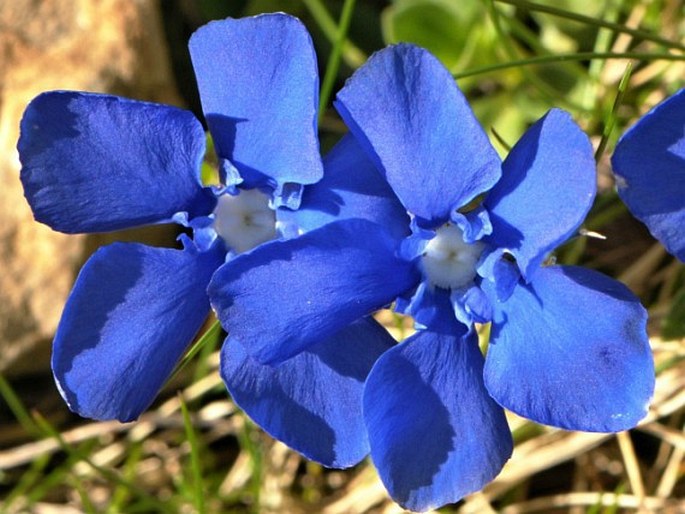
[335,44,501,227]
[364,319,512,511]
[612,89,685,261]
[485,265,654,432]
[52,242,225,422]
[209,218,419,365]
[276,134,410,242]
[18,91,215,233]
[189,14,323,192]
[484,109,596,280]
[221,317,394,468]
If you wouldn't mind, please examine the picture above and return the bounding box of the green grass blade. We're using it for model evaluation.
[594,61,633,162]
[493,0,685,52]
[180,395,206,514]
[301,0,366,68]
[168,319,223,385]
[0,373,42,438]
[454,51,684,79]
[31,412,176,514]
[317,0,357,122]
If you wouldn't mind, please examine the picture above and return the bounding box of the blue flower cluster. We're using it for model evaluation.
[18,13,659,512]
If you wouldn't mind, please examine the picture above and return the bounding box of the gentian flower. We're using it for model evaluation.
[208,44,655,511]
[612,88,685,261]
[17,14,332,422]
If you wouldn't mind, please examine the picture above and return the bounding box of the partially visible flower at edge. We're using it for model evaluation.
[208,44,655,511]
[612,88,685,262]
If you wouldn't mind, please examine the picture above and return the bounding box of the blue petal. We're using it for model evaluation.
[52,242,225,421]
[276,134,410,242]
[335,44,501,227]
[189,14,323,192]
[209,218,419,365]
[221,317,395,468]
[364,319,513,511]
[485,265,654,432]
[18,91,215,233]
[612,89,685,261]
[484,109,596,280]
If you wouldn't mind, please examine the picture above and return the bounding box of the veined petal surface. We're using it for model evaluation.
[221,317,395,468]
[484,109,596,280]
[612,89,685,261]
[209,218,419,365]
[364,316,512,511]
[18,91,215,233]
[335,44,501,226]
[276,134,410,242]
[52,242,225,422]
[189,14,323,190]
[485,265,654,432]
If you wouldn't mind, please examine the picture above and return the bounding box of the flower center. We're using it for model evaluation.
[421,224,483,289]
[213,189,276,254]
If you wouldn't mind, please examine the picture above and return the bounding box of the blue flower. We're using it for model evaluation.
[208,45,655,511]
[17,14,327,422]
[612,88,685,261]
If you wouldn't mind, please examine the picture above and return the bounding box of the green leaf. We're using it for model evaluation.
[381,0,480,70]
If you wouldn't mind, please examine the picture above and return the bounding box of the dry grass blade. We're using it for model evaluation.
[499,492,685,513]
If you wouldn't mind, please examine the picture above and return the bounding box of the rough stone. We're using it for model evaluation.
[0,0,181,375]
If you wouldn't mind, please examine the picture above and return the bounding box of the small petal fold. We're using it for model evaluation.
[221,317,395,468]
[612,89,685,261]
[485,265,654,432]
[209,218,420,365]
[276,134,410,242]
[189,14,323,191]
[484,109,596,280]
[335,44,501,226]
[52,242,225,422]
[18,91,215,233]
[364,318,512,511]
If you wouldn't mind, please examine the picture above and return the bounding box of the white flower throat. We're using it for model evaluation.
[421,224,483,289]
[213,189,276,254]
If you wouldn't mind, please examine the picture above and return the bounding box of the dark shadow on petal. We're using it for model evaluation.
[52,249,144,416]
[369,352,455,499]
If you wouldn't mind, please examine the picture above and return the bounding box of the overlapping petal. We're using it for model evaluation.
[484,109,596,280]
[52,241,225,422]
[221,317,395,468]
[276,134,410,241]
[18,91,215,233]
[484,265,654,432]
[209,218,419,365]
[612,89,685,261]
[364,315,512,511]
[189,14,323,191]
[335,44,501,227]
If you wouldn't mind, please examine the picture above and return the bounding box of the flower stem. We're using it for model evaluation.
[316,0,357,122]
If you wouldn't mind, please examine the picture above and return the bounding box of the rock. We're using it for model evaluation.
[0,0,181,375]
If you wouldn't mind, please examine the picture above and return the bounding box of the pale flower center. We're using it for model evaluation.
[213,189,276,254]
[421,224,483,289]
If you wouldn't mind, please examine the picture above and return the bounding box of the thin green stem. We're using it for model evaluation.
[32,412,176,514]
[180,396,205,514]
[167,319,223,385]
[317,0,357,121]
[493,0,685,52]
[0,373,42,438]
[453,51,684,79]
[302,0,366,69]
[595,61,633,162]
